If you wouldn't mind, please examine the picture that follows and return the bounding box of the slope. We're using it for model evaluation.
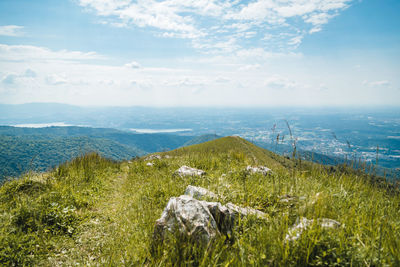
[0,137,399,266]
[0,135,141,182]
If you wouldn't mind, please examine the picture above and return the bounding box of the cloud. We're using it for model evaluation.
[363,80,391,87]
[77,0,353,53]
[1,73,18,85]
[264,75,299,90]
[1,69,38,85]
[24,68,37,78]
[124,61,141,69]
[46,74,68,85]
[215,76,230,83]
[0,44,104,62]
[0,25,24,37]
[238,64,261,71]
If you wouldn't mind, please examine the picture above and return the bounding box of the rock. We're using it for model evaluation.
[246,165,272,175]
[146,154,162,160]
[153,195,220,245]
[153,195,266,246]
[176,165,205,177]
[225,203,267,219]
[184,185,218,200]
[285,217,341,241]
[146,162,154,167]
[279,194,306,204]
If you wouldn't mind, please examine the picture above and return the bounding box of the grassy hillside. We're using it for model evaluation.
[0,126,193,153]
[0,135,141,181]
[0,126,196,180]
[0,137,399,266]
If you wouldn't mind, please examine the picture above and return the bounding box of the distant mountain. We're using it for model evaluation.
[0,135,141,181]
[182,134,220,147]
[0,126,225,181]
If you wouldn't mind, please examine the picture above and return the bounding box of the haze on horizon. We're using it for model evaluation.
[0,0,399,107]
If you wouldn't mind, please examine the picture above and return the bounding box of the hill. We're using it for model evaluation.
[0,135,142,180]
[181,134,220,147]
[0,137,399,266]
[0,126,198,181]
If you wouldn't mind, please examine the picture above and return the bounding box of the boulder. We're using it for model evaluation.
[153,195,221,245]
[146,162,154,167]
[184,185,218,200]
[285,217,341,241]
[153,195,267,246]
[146,154,162,160]
[246,165,272,175]
[225,203,267,219]
[176,166,205,177]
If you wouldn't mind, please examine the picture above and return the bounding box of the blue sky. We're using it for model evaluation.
[0,0,399,106]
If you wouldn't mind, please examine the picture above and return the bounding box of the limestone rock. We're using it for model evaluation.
[153,195,267,246]
[225,203,267,219]
[286,217,341,241]
[146,154,162,160]
[246,165,272,175]
[176,165,205,177]
[153,195,220,244]
[184,185,218,200]
[146,162,154,167]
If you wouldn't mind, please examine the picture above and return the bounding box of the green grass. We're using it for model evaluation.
[0,137,399,266]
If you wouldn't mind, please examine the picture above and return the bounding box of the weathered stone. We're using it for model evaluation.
[146,162,154,167]
[146,154,162,160]
[184,185,218,200]
[176,165,205,177]
[153,195,220,245]
[285,217,341,241]
[279,194,306,203]
[246,165,272,175]
[153,195,267,245]
[225,203,267,219]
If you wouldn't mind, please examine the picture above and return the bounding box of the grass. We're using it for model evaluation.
[0,137,399,266]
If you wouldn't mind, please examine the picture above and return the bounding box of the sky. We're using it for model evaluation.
[0,0,399,107]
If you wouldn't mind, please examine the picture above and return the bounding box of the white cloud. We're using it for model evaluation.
[77,0,353,53]
[0,44,104,62]
[1,69,38,85]
[238,64,261,71]
[24,68,37,78]
[0,25,25,37]
[264,75,299,90]
[215,76,230,83]
[124,61,141,69]
[364,80,391,87]
[1,73,18,85]
[46,74,68,85]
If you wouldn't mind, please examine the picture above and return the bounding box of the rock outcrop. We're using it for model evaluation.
[246,165,272,175]
[285,217,341,241]
[146,154,162,160]
[154,195,220,244]
[154,191,266,246]
[175,166,205,177]
[184,185,218,199]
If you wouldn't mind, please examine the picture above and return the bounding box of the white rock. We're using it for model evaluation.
[246,165,272,175]
[153,195,220,244]
[146,162,154,167]
[184,185,218,199]
[146,154,162,160]
[226,203,267,219]
[285,217,341,241]
[176,165,205,177]
[154,195,266,245]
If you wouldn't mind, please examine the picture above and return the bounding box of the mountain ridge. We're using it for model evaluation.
[0,136,399,265]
